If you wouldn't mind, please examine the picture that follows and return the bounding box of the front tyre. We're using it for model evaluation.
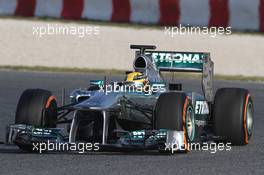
[14,89,58,152]
[15,89,58,128]
[155,92,196,152]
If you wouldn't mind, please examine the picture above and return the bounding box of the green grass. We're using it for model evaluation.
[1,65,264,82]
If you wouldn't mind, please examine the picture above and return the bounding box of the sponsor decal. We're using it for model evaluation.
[195,120,207,127]
[146,52,207,71]
[195,101,209,114]
[151,52,203,64]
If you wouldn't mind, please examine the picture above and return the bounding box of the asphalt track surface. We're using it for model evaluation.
[0,70,263,175]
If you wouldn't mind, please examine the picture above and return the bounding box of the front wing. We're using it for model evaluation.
[6,124,186,153]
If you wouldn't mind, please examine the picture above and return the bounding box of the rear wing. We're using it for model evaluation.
[146,51,208,72]
[146,51,214,102]
[131,45,214,102]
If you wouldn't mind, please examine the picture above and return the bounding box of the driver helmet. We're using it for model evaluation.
[126,72,148,87]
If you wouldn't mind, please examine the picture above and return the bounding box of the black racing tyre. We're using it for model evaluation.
[15,89,58,128]
[213,88,254,145]
[155,92,196,152]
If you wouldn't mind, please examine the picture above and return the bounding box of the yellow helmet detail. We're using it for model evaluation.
[126,72,146,83]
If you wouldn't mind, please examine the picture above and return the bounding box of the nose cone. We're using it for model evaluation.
[74,91,120,110]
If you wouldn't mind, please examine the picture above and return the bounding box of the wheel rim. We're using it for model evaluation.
[246,101,253,137]
[186,106,195,141]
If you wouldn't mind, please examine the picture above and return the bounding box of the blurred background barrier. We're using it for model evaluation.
[0,0,263,77]
[0,0,263,32]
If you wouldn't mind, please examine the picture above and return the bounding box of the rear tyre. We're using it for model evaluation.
[155,92,195,152]
[15,89,57,128]
[213,88,254,145]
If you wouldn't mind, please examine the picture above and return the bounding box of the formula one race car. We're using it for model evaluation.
[6,45,254,153]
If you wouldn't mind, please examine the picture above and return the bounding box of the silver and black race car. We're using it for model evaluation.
[6,45,254,153]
